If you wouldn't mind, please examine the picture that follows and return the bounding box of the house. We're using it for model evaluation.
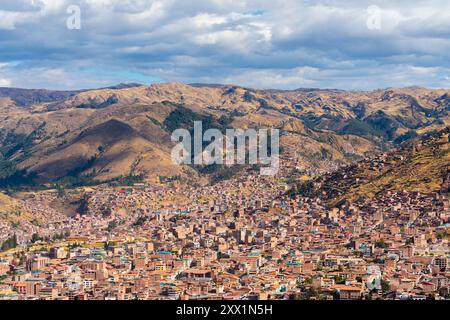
[331,284,363,300]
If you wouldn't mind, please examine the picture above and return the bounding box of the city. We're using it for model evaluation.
[0,132,448,300]
[0,0,449,307]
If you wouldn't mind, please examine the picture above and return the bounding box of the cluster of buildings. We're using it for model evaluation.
[0,192,70,245]
[0,168,448,300]
[0,135,448,300]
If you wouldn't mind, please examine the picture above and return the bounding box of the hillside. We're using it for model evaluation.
[292,127,450,207]
[0,83,448,186]
[0,87,81,107]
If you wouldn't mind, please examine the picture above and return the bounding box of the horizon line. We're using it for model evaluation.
[0,81,449,93]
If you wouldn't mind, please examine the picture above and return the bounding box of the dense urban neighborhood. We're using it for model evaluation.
[0,131,448,300]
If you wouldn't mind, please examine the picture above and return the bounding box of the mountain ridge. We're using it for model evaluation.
[0,83,448,187]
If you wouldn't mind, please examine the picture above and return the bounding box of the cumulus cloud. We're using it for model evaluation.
[0,78,12,87]
[0,0,449,89]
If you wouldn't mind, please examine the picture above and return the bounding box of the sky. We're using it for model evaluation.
[0,0,450,90]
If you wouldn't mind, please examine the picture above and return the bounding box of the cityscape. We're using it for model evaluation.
[0,125,448,300]
[0,0,449,303]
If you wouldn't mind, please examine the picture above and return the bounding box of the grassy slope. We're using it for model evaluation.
[329,129,449,206]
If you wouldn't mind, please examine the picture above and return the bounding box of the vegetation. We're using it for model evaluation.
[0,165,37,189]
[133,216,147,227]
[52,232,70,241]
[243,90,255,102]
[75,95,118,109]
[107,221,117,232]
[66,156,98,178]
[147,116,162,127]
[199,164,241,184]
[0,234,17,252]
[365,111,400,140]
[164,105,240,181]
[436,231,449,240]
[394,130,418,145]
[381,280,391,293]
[375,239,389,249]
[257,98,276,111]
[116,174,145,186]
[334,275,346,284]
[338,118,385,137]
[31,233,43,243]
[163,105,232,134]
[74,196,90,215]
[0,125,45,188]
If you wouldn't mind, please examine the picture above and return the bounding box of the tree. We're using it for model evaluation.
[75,195,90,215]
[56,184,65,197]
[0,234,17,252]
[31,233,42,243]
[107,221,117,232]
[381,280,390,293]
[133,216,147,227]
[375,239,388,249]
[334,275,346,284]
[305,286,318,300]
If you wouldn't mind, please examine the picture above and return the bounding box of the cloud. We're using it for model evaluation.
[0,78,12,87]
[0,0,44,12]
[0,0,449,89]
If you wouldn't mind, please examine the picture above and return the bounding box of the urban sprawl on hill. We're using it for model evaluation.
[0,83,448,300]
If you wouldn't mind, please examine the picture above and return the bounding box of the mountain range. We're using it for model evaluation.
[0,82,449,188]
